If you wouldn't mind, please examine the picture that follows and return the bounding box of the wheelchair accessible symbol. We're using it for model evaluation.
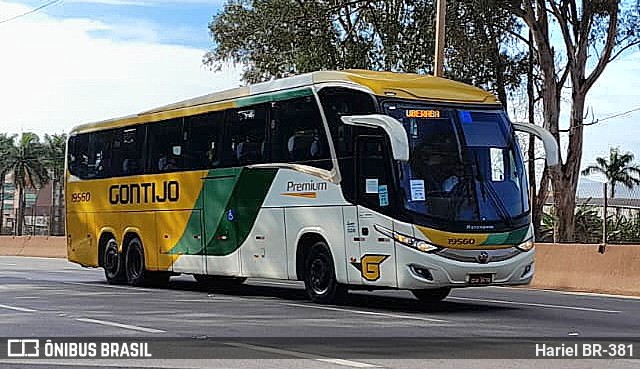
[227,209,235,222]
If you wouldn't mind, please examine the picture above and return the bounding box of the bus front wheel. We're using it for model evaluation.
[103,239,126,284]
[125,237,169,288]
[304,241,347,304]
[411,287,451,302]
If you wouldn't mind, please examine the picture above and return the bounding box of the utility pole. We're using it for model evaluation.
[434,0,446,77]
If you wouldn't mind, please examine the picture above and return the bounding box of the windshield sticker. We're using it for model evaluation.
[409,179,426,201]
[365,178,379,193]
[459,110,472,124]
[378,185,389,207]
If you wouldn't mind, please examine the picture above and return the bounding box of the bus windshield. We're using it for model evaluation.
[383,103,529,227]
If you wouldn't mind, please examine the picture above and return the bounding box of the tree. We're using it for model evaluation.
[506,0,640,241]
[582,147,640,198]
[44,133,67,235]
[0,134,17,234]
[0,133,50,236]
[205,0,525,91]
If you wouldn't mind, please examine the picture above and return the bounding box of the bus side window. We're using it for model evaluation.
[269,96,332,170]
[182,112,224,170]
[112,127,145,176]
[68,134,89,179]
[222,105,268,167]
[147,119,182,173]
[356,135,393,211]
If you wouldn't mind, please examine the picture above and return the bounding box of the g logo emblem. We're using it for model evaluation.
[350,254,389,281]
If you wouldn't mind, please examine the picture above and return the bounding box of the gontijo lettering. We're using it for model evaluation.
[109,181,179,205]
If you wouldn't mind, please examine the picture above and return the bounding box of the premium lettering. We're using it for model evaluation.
[286,181,327,192]
[109,181,179,205]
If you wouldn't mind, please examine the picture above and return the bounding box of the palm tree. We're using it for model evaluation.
[581,147,640,199]
[44,134,67,235]
[0,134,17,234]
[0,133,50,235]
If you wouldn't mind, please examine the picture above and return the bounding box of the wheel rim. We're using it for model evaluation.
[309,255,330,295]
[127,246,143,280]
[104,244,119,276]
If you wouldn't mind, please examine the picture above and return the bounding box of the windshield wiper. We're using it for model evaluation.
[473,152,514,226]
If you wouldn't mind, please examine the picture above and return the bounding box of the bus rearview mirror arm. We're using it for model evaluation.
[340,115,410,161]
[512,122,560,167]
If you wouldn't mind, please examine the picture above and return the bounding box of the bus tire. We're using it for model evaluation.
[193,275,246,290]
[304,241,347,304]
[103,238,126,284]
[125,237,169,288]
[411,287,451,302]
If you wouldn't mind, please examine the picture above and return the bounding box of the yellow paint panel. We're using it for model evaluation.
[416,226,511,250]
[66,170,206,270]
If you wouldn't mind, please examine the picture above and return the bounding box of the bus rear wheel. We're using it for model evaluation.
[411,287,451,302]
[304,241,347,304]
[103,238,126,284]
[125,237,169,288]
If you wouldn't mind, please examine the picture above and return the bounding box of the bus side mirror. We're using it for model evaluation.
[341,114,409,161]
[512,122,560,167]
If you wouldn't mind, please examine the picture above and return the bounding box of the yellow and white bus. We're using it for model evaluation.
[66,70,558,304]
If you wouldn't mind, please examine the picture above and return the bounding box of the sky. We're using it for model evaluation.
[0,0,638,177]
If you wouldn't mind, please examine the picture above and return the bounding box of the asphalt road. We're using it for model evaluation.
[0,256,638,369]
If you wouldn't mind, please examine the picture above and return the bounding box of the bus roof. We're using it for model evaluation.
[70,69,499,135]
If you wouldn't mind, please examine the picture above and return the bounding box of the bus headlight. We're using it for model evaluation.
[374,225,440,253]
[516,239,534,252]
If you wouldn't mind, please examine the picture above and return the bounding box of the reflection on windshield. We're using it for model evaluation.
[384,103,529,226]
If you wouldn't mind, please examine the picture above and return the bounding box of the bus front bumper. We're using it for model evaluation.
[395,246,535,290]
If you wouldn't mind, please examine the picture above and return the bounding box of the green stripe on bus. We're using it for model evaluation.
[168,167,277,256]
[484,226,529,245]
[236,88,313,107]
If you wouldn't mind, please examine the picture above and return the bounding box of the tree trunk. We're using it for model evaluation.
[16,185,24,236]
[610,182,616,199]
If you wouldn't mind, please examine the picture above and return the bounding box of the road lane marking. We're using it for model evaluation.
[225,342,379,368]
[62,281,137,290]
[281,302,448,323]
[447,296,621,313]
[75,318,166,333]
[498,286,640,300]
[0,304,38,312]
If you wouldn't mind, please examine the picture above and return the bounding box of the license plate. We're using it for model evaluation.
[468,273,492,285]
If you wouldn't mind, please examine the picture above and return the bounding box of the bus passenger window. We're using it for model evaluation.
[183,112,223,170]
[223,105,268,167]
[269,96,331,170]
[147,119,182,173]
[112,128,145,176]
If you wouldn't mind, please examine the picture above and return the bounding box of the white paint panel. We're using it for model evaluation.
[240,208,288,279]
[285,207,348,283]
[262,169,349,208]
[205,249,241,276]
[250,75,314,94]
[171,255,205,275]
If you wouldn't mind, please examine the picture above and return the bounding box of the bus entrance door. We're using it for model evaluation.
[354,135,398,287]
[202,172,241,276]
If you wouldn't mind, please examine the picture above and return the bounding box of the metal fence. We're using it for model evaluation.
[1,206,65,236]
[540,182,640,245]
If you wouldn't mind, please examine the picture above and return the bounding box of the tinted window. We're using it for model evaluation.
[319,88,377,201]
[269,97,331,170]
[222,105,268,166]
[112,127,145,176]
[147,119,182,173]
[183,112,224,170]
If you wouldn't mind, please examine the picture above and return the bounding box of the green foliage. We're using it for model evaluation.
[205,0,525,99]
